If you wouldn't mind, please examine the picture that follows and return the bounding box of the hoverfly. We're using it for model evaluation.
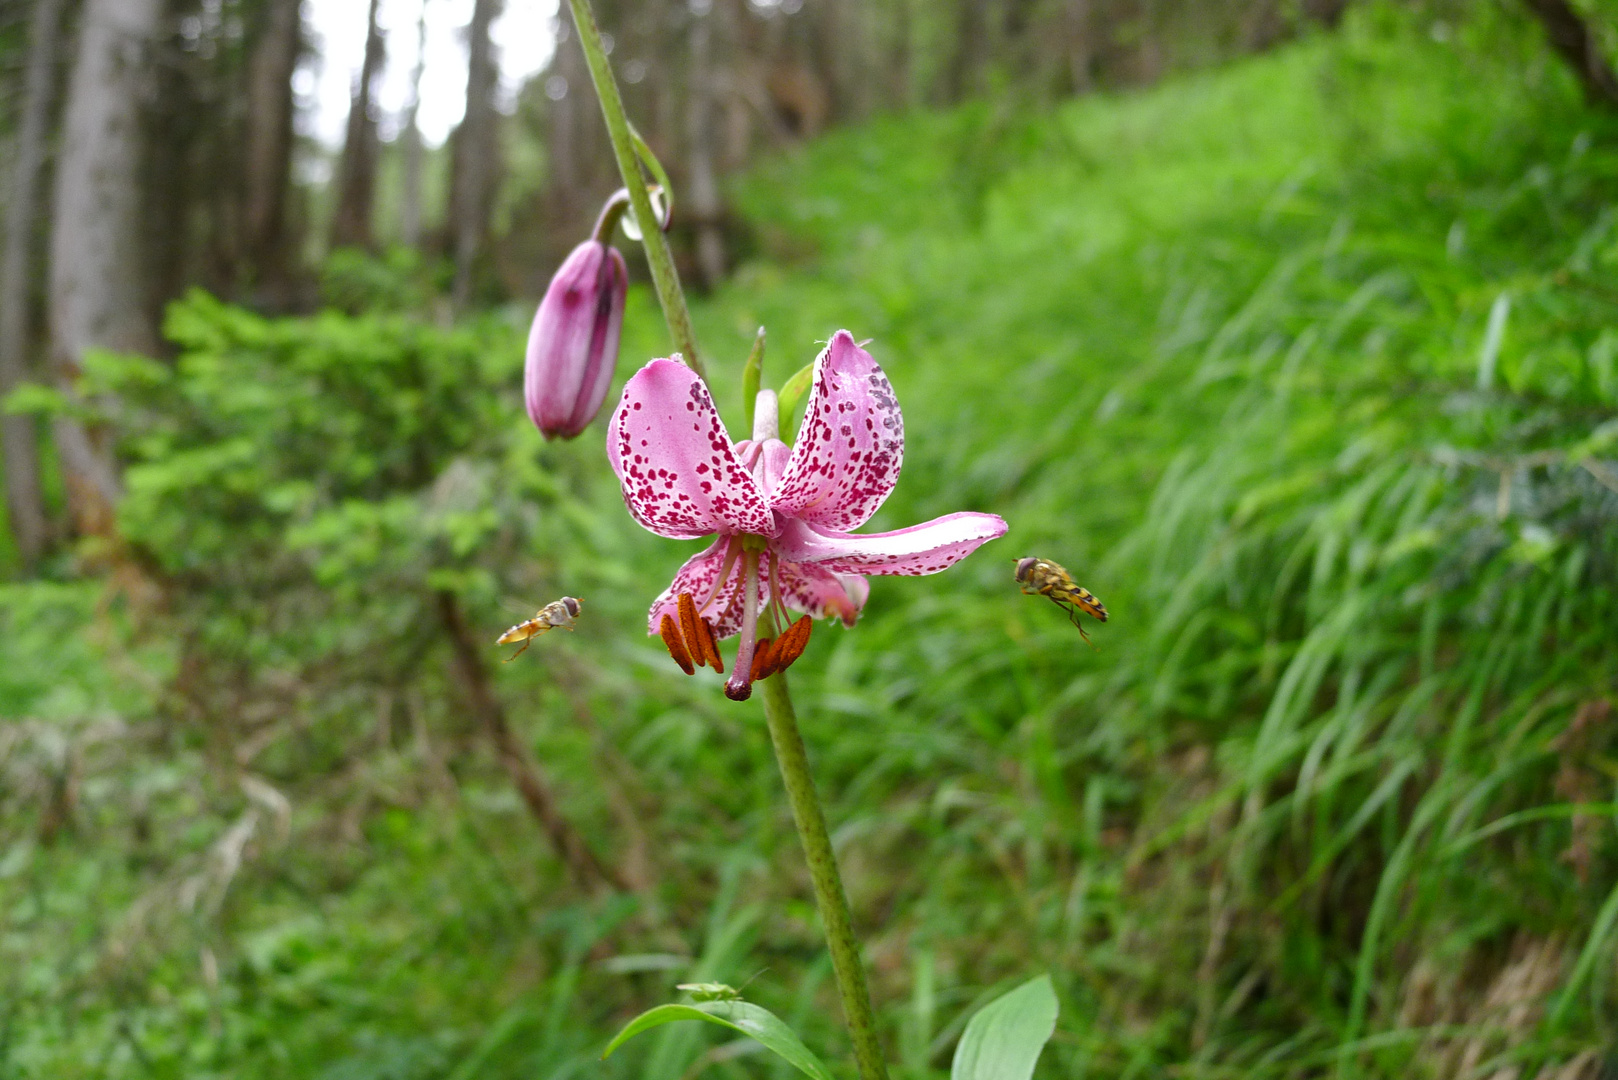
[496,597,582,661]
[1014,557,1107,643]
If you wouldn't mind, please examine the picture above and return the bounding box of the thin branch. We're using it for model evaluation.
[435,590,626,893]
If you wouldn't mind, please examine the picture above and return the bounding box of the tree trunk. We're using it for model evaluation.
[1066,0,1094,94]
[0,0,67,570]
[1521,0,1618,109]
[892,0,914,109]
[942,0,988,105]
[687,4,726,289]
[329,0,386,251]
[400,4,430,250]
[50,0,163,535]
[241,0,302,299]
[451,0,503,310]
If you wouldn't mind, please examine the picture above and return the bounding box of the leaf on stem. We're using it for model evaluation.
[602,1000,837,1080]
[625,120,674,234]
[777,362,814,434]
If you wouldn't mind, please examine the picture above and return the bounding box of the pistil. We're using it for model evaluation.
[724,550,763,700]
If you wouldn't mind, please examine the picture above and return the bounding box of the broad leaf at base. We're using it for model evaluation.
[950,974,1058,1080]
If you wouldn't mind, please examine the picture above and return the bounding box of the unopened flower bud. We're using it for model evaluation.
[524,239,628,439]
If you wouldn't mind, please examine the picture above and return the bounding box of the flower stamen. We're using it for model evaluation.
[767,615,813,677]
[677,592,704,668]
[658,613,695,675]
[767,553,791,633]
[685,595,727,671]
[750,637,775,681]
[698,537,742,614]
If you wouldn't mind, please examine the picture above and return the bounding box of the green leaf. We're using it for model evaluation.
[742,327,766,431]
[950,975,1058,1080]
[2,383,68,417]
[602,1000,836,1080]
[776,362,814,433]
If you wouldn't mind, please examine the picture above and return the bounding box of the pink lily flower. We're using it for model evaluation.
[607,330,1008,700]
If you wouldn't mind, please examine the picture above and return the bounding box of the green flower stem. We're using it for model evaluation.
[567,4,884,1074]
[761,673,890,1080]
[564,0,705,381]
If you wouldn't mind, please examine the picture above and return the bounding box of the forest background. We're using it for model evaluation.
[3,0,1618,1076]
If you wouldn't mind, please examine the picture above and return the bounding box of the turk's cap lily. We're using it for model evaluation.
[524,237,628,440]
[607,330,1007,700]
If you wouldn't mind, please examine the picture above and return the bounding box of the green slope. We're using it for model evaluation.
[5,5,1618,1078]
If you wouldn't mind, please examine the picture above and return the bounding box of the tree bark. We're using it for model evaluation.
[0,0,67,570]
[50,0,163,535]
[687,4,726,289]
[942,0,987,105]
[400,4,430,250]
[451,0,504,310]
[1066,0,1094,94]
[241,0,302,297]
[435,590,625,893]
[1522,0,1618,109]
[329,0,386,251]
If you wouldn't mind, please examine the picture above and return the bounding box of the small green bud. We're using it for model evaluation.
[742,327,765,431]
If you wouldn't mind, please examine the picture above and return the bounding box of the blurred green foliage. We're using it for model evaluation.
[4,5,1618,1078]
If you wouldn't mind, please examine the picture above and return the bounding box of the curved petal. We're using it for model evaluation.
[608,359,777,539]
[771,332,904,532]
[837,573,870,612]
[774,513,1008,576]
[777,559,867,627]
[647,538,766,638]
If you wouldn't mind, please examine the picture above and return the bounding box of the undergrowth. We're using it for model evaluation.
[3,5,1617,1078]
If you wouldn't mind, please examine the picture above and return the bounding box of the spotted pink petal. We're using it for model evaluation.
[608,359,778,540]
[647,538,766,638]
[771,332,904,532]
[773,513,1008,576]
[777,559,867,627]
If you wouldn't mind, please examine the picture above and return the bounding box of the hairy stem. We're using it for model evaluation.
[762,673,890,1080]
[563,0,705,380]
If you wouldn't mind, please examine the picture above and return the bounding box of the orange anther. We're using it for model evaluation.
[696,615,724,672]
[677,594,704,670]
[659,613,695,675]
[750,637,776,682]
[770,616,813,675]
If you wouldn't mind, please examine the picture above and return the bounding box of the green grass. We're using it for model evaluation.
[4,5,1618,1078]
